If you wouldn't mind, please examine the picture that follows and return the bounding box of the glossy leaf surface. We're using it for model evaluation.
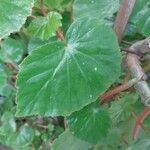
[16,19,121,117]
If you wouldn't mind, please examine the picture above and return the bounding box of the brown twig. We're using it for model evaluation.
[114,0,136,42]
[100,78,138,104]
[70,0,74,23]
[56,29,65,41]
[132,107,150,140]
[40,0,47,16]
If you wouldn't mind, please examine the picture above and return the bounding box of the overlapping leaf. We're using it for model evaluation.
[0,112,34,149]
[67,102,111,144]
[0,0,34,38]
[108,93,139,124]
[130,0,150,36]
[51,130,93,150]
[73,0,119,21]
[127,139,150,150]
[27,12,62,40]
[16,18,121,117]
[0,38,24,63]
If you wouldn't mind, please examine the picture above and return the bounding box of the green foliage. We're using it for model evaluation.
[27,12,62,40]
[0,112,34,149]
[74,0,119,22]
[0,0,150,149]
[108,92,139,124]
[130,0,150,37]
[0,37,24,63]
[0,0,34,38]
[51,130,93,150]
[67,101,111,144]
[16,18,121,117]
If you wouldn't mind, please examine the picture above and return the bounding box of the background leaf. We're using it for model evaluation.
[0,0,34,38]
[108,92,139,124]
[130,0,150,36]
[73,0,119,22]
[27,12,62,40]
[0,37,25,63]
[67,102,111,144]
[51,130,93,150]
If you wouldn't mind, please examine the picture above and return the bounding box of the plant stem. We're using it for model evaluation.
[100,78,138,104]
[114,0,136,42]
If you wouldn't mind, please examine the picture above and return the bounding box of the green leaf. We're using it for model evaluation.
[51,130,93,150]
[108,92,138,124]
[16,18,121,117]
[0,112,16,135]
[73,0,119,21]
[0,38,24,63]
[130,0,150,36]
[0,112,34,149]
[28,37,57,53]
[27,12,62,40]
[44,0,71,9]
[0,67,7,95]
[5,125,34,149]
[127,139,150,150]
[0,0,34,39]
[67,102,111,144]
[34,0,71,11]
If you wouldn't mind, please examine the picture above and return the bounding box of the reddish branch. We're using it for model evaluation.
[132,107,150,140]
[114,0,136,42]
[100,0,136,103]
[100,78,138,104]
[56,29,65,41]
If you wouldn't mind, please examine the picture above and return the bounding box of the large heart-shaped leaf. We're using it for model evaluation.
[130,0,150,36]
[51,130,93,150]
[27,12,62,40]
[16,19,121,117]
[0,0,34,39]
[73,0,119,21]
[67,102,111,144]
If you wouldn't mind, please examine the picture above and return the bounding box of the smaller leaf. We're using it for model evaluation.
[6,125,34,149]
[0,112,34,149]
[67,102,111,144]
[130,0,150,36]
[127,139,150,150]
[0,38,24,64]
[108,92,139,124]
[27,12,62,40]
[0,0,34,38]
[51,130,93,150]
[0,112,16,135]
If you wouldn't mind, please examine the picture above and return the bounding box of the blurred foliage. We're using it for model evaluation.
[0,0,150,149]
